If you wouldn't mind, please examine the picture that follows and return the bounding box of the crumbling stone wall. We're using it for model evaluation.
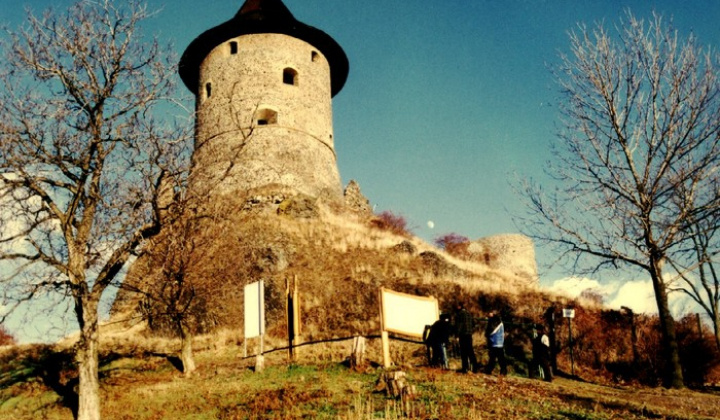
[343,179,372,216]
[467,234,538,285]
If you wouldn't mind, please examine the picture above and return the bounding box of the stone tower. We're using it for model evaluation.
[179,0,349,200]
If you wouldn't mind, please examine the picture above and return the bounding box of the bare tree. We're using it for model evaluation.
[0,1,189,419]
[125,198,225,377]
[518,11,720,388]
[667,211,720,351]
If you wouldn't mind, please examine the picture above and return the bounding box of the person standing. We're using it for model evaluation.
[484,311,507,375]
[530,324,553,381]
[454,303,478,373]
[427,313,452,370]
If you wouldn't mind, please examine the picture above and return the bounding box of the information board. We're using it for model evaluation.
[244,280,265,338]
[380,288,439,338]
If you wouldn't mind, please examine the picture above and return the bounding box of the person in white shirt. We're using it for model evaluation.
[530,324,553,382]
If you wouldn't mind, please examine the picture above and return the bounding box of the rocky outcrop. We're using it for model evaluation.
[343,180,372,216]
[277,194,319,219]
[391,240,417,255]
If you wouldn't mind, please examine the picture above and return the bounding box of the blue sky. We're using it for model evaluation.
[3,0,720,341]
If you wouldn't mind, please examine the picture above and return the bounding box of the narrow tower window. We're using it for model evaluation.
[311,51,319,62]
[229,41,238,55]
[255,108,278,126]
[205,82,212,99]
[283,68,298,86]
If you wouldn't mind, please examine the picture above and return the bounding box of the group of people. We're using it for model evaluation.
[424,303,552,381]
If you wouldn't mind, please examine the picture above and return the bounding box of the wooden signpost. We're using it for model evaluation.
[244,280,265,371]
[379,288,439,368]
[563,308,575,376]
[286,276,301,363]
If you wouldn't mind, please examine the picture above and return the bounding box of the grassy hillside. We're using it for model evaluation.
[111,188,545,343]
[4,189,717,418]
[1,331,719,420]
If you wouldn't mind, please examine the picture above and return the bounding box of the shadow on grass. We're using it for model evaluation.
[557,390,664,420]
[0,345,127,419]
[37,351,79,418]
[0,346,78,418]
[159,354,184,372]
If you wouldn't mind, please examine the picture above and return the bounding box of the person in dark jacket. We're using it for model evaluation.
[529,324,552,381]
[426,313,452,369]
[454,303,478,373]
[484,311,507,375]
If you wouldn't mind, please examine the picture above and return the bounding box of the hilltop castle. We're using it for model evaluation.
[115,0,537,343]
[179,0,349,201]
[172,0,537,280]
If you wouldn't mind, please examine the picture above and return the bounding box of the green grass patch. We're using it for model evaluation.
[1,342,718,419]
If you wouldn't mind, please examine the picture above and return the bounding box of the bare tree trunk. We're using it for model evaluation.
[76,302,101,420]
[180,324,196,377]
[650,259,684,389]
[714,314,720,352]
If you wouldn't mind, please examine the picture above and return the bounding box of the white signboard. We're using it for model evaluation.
[563,308,576,319]
[380,288,439,338]
[244,280,265,338]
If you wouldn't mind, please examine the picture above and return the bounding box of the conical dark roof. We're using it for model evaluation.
[179,0,349,97]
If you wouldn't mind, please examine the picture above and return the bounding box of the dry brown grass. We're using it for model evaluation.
[2,330,719,420]
[109,191,564,371]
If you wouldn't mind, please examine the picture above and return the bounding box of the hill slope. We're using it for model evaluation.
[111,185,543,342]
[1,335,718,419]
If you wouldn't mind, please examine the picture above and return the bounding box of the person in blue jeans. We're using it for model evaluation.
[427,313,452,369]
[484,311,507,375]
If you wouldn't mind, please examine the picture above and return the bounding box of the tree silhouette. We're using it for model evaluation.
[519,11,720,388]
[0,1,189,418]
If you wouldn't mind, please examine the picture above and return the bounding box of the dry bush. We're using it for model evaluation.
[434,233,470,258]
[676,315,720,387]
[370,211,411,237]
[539,303,720,387]
[0,325,14,346]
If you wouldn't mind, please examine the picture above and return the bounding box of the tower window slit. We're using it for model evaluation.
[205,82,212,98]
[256,108,278,125]
[229,41,238,55]
[283,68,298,85]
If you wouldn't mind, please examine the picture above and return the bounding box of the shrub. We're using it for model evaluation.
[370,211,411,236]
[676,314,720,387]
[434,233,470,257]
[0,326,14,346]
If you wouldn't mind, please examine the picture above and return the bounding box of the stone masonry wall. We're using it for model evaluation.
[189,33,341,200]
[467,234,538,285]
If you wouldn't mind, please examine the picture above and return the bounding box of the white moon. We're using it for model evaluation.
[427,221,435,229]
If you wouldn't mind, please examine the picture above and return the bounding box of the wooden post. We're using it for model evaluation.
[286,277,294,362]
[259,280,265,362]
[381,331,391,368]
[380,371,415,400]
[630,309,639,364]
[350,336,367,369]
[568,316,575,376]
[285,275,302,363]
[379,288,391,368]
[622,306,639,365]
[545,306,557,373]
[293,276,301,358]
